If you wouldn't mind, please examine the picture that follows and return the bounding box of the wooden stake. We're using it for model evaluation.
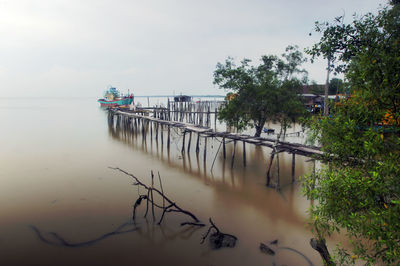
[155,122,158,142]
[291,153,295,183]
[231,139,237,169]
[222,137,226,159]
[160,124,164,146]
[181,130,186,153]
[266,149,276,187]
[203,136,207,162]
[243,141,246,167]
[196,133,200,153]
[276,153,280,190]
[167,125,170,150]
[187,131,192,152]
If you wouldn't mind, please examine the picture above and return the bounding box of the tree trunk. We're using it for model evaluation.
[254,125,263,137]
[324,58,331,116]
[254,123,264,137]
[310,238,334,265]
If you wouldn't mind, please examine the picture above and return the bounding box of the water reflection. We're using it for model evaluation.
[108,120,310,191]
[107,115,315,234]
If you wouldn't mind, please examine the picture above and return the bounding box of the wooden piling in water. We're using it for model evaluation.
[276,153,280,190]
[291,153,295,183]
[222,137,226,159]
[266,150,276,187]
[243,141,246,166]
[231,139,237,169]
[167,125,171,150]
[160,124,164,146]
[187,131,192,152]
[181,130,186,153]
[109,109,323,182]
[214,108,217,129]
[156,122,160,142]
[196,133,200,153]
[203,136,207,161]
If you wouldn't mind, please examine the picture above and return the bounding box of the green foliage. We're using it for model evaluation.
[214,46,307,137]
[328,78,344,95]
[304,1,400,264]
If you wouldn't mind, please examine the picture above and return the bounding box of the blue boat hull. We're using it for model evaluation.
[98,97,133,107]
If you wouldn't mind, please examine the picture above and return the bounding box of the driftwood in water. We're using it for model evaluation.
[201,218,237,249]
[259,242,275,255]
[110,167,205,227]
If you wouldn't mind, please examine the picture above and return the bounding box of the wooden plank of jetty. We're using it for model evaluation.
[111,109,323,158]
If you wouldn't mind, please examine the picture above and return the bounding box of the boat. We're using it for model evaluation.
[174,95,192,102]
[263,128,275,134]
[98,87,134,107]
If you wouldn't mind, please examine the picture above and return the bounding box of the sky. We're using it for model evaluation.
[0,0,388,97]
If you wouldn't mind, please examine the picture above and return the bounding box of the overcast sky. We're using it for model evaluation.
[0,0,387,97]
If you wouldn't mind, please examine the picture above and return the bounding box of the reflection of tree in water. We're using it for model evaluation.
[108,120,312,230]
[30,165,314,265]
[30,222,138,247]
[30,219,204,249]
[29,168,224,250]
[105,118,317,264]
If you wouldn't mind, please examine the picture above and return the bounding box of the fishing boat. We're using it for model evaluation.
[98,87,134,107]
[263,127,275,134]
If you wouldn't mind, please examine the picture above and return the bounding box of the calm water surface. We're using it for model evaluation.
[0,97,322,266]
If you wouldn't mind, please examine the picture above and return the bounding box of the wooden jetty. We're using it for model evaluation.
[107,105,322,189]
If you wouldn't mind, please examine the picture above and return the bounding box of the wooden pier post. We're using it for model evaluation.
[214,108,217,130]
[196,133,200,153]
[167,125,170,150]
[222,137,226,159]
[167,98,170,121]
[160,124,164,146]
[276,153,280,190]
[266,149,276,187]
[187,131,192,152]
[155,122,159,142]
[150,121,154,139]
[243,140,246,167]
[291,153,296,183]
[203,136,207,162]
[181,130,186,153]
[143,120,148,142]
[231,139,237,169]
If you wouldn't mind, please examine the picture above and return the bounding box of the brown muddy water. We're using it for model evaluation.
[0,97,322,266]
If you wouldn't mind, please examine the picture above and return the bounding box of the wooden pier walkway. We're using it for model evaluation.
[110,109,322,156]
[108,107,322,188]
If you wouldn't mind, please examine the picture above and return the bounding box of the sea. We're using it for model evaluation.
[0,97,322,266]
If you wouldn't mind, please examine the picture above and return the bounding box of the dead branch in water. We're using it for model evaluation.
[110,167,205,227]
[201,218,237,249]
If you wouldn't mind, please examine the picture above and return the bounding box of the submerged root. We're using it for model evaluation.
[201,218,237,249]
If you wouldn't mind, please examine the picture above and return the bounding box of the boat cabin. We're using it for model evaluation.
[174,95,192,102]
